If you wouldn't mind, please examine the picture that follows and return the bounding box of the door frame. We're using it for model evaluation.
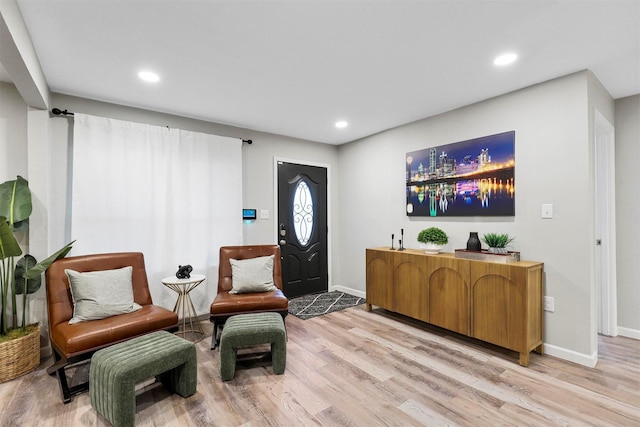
[273,156,332,292]
[594,109,617,337]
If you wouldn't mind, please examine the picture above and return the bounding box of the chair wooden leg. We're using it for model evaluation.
[47,350,67,376]
[210,329,218,349]
[210,321,220,350]
[49,349,89,404]
[56,365,73,404]
[47,350,73,403]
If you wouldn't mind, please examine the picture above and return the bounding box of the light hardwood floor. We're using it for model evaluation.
[1,305,638,426]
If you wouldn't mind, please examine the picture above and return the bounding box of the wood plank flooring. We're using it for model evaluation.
[1,305,638,426]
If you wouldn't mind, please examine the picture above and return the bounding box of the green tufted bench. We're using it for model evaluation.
[89,330,197,427]
[219,312,286,381]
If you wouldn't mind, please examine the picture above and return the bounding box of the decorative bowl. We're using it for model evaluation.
[420,243,444,254]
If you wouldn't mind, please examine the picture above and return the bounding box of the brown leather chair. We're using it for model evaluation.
[209,245,289,349]
[45,252,178,403]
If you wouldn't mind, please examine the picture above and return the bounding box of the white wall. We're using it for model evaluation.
[615,94,640,337]
[0,81,28,181]
[0,83,50,352]
[337,71,610,365]
[0,81,29,331]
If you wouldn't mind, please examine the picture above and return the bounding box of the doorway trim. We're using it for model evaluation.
[594,109,617,337]
[273,156,332,292]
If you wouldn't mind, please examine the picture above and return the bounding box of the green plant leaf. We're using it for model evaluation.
[417,227,448,245]
[0,218,22,260]
[0,176,32,225]
[482,233,514,248]
[23,241,75,280]
[15,255,40,294]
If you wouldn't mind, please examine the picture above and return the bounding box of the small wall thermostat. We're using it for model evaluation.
[242,209,257,220]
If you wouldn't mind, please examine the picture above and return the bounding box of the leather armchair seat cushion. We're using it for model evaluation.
[51,304,178,357]
[210,289,288,317]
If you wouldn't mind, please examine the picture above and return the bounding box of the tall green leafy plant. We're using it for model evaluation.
[0,176,73,336]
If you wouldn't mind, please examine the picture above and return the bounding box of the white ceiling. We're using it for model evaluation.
[13,0,640,145]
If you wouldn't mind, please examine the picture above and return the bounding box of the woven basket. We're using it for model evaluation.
[0,324,40,383]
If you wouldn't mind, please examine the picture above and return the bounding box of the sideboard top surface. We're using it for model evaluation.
[367,247,543,268]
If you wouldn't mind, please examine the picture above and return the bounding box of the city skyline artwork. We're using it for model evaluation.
[406,131,515,217]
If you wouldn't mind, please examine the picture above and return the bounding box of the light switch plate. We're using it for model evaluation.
[543,296,555,312]
[541,203,553,219]
[260,209,270,220]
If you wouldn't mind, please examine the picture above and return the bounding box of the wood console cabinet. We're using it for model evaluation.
[365,247,544,366]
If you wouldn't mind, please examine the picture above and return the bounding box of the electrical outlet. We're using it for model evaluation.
[543,296,555,312]
[541,203,553,219]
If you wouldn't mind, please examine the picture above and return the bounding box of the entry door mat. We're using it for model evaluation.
[288,291,365,320]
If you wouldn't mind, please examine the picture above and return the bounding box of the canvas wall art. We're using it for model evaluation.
[406,131,515,217]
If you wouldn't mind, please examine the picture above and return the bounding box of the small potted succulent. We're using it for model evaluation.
[417,227,448,254]
[482,233,515,254]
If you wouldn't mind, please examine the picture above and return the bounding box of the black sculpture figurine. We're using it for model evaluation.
[176,264,193,279]
[390,233,396,250]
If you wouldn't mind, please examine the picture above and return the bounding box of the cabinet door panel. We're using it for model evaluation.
[472,264,527,351]
[366,250,393,310]
[427,258,470,335]
[393,254,426,320]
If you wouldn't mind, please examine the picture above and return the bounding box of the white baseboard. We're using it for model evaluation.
[617,326,640,340]
[545,330,639,367]
[330,285,366,299]
[543,343,597,368]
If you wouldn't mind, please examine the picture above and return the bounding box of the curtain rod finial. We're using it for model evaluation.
[51,108,74,116]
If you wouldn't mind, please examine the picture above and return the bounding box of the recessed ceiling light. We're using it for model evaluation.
[493,53,518,66]
[335,121,348,129]
[138,70,160,83]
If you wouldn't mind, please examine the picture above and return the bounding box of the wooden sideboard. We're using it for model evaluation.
[365,247,544,366]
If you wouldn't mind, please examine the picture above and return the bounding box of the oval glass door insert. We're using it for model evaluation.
[293,180,314,246]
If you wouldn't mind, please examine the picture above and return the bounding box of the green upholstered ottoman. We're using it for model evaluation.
[219,312,286,381]
[90,331,197,427]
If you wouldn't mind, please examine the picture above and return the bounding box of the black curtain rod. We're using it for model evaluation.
[51,107,73,116]
[50,107,253,144]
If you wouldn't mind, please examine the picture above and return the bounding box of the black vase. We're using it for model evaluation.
[466,232,481,251]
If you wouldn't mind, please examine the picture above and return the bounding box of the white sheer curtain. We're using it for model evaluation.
[71,113,242,315]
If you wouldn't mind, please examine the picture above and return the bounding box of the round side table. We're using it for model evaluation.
[162,274,206,342]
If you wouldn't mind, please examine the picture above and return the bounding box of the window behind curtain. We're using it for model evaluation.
[71,113,242,315]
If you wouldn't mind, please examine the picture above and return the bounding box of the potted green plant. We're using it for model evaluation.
[417,227,448,254]
[0,176,74,382]
[482,233,514,254]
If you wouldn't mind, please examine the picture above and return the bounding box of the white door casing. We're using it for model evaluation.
[595,109,617,337]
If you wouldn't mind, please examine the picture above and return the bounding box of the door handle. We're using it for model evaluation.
[279,223,286,245]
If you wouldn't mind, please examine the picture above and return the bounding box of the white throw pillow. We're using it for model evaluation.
[65,266,142,324]
[229,255,277,294]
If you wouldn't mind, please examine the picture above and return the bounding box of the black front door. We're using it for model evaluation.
[277,161,328,298]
